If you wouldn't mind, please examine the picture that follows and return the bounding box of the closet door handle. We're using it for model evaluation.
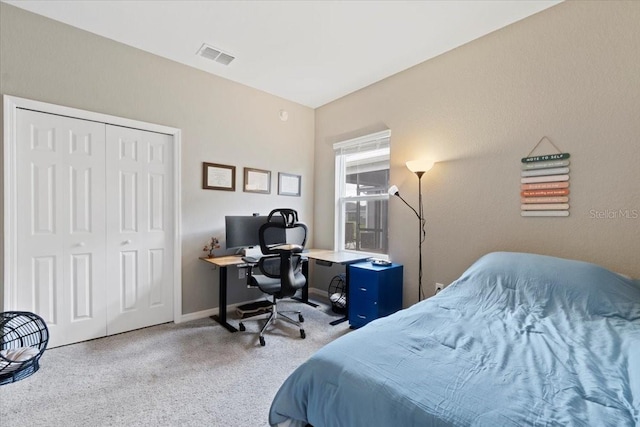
[123,239,132,245]
[77,242,86,247]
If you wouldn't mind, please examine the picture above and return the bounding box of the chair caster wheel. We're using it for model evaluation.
[299,314,304,323]
[239,323,246,332]
[259,336,266,346]
[300,329,306,339]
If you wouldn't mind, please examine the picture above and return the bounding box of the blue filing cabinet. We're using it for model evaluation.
[348,262,403,329]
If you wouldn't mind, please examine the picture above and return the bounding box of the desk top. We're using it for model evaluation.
[199,255,245,267]
[199,249,369,267]
[304,250,371,265]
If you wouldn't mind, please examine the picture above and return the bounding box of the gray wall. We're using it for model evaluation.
[0,3,315,315]
[314,1,640,306]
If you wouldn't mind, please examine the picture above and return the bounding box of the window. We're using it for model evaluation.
[334,130,390,256]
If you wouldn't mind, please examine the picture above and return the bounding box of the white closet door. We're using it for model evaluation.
[16,109,107,348]
[105,125,174,334]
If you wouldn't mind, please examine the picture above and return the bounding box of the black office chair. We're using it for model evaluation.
[239,209,308,346]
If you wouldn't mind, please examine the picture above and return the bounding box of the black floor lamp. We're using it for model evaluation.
[389,159,434,301]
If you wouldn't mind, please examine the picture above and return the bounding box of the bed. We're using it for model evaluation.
[269,252,640,426]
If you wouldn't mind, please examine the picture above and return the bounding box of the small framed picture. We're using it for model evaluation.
[278,172,301,197]
[244,167,271,194]
[203,162,236,191]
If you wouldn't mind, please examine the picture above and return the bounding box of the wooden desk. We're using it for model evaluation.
[304,250,371,325]
[200,253,316,332]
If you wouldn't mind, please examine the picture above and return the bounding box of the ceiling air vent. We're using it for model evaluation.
[197,43,235,66]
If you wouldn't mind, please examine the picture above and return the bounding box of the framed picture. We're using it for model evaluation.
[202,162,235,191]
[244,167,271,194]
[278,172,301,197]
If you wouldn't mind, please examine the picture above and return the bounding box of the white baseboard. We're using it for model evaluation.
[308,287,326,298]
[177,289,326,323]
[177,297,267,323]
[177,307,218,323]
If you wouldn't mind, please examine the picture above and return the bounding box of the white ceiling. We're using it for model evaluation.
[5,0,561,108]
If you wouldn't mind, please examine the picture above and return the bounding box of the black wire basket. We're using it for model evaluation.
[0,311,49,385]
[328,274,347,314]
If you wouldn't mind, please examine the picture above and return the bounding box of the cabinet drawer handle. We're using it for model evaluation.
[357,315,367,319]
[359,287,367,292]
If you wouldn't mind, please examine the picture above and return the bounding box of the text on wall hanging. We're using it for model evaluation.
[521,137,570,217]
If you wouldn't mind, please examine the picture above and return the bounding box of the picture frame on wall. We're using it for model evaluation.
[278,172,301,197]
[244,167,271,194]
[202,162,236,191]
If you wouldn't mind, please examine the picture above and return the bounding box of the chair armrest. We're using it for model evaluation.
[268,244,304,254]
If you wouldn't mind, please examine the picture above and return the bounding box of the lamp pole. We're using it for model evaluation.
[388,178,425,302]
[390,159,433,303]
[415,171,425,301]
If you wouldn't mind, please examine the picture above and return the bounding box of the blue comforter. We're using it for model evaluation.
[269,252,640,426]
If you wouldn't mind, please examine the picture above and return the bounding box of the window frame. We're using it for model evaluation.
[334,130,391,258]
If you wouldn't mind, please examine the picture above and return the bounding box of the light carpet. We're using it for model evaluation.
[0,299,350,426]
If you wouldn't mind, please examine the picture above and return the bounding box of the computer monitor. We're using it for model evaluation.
[225,215,268,250]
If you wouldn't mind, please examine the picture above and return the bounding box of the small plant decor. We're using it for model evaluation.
[203,237,220,258]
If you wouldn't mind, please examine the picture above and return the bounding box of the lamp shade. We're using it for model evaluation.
[406,159,434,174]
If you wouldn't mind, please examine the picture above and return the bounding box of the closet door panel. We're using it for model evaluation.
[70,253,92,318]
[16,109,107,348]
[31,255,58,321]
[106,125,174,334]
[31,163,57,234]
[119,171,139,232]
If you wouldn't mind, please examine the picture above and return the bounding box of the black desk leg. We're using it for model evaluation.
[330,264,349,326]
[292,259,319,308]
[210,266,238,332]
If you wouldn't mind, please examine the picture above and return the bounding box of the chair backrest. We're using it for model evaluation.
[257,209,308,298]
[258,209,307,253]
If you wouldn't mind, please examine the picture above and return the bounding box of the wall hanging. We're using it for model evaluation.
[244,167,271,194]
[278,172,302,197]
[203,162,236,191]
[520,137,570,217]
